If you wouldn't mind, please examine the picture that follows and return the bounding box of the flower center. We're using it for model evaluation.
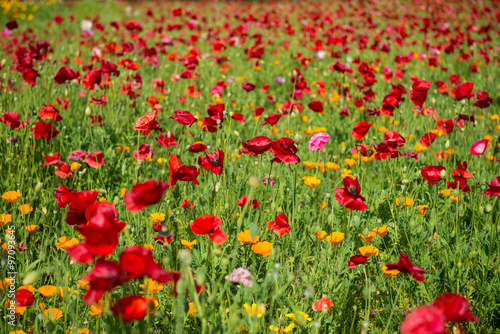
[348,186,357,196]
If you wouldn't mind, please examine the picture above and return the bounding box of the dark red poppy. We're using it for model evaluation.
[133,144,154,161]
[267,213,291,235]
[119,246,173,282]
[90,95,107,106]
[83,69,102,90]
[197,149,224,175]
[39,103,63,122]
[1,111,24,130]
[43,152,63,168]
[153,235,173,246]
[351,121,372,140]
[335,177,368,211]
[83,151,105,168]
[82,259,124,305]
[253,106,266,117]
[54,185,78,208]
[124,179,167,212]
[270,137,300,164]
[21,68,38,86]
[112,295,153,323]
[169,270,205,297]
[340,107,350,116]
[419,133,437,148]
[262,113,282,126]
[54,67,80,84]
[67,150,87,161]
[420,165,445,185]
[474,91,493,108]
[237,196,259,209]
[332,60,353,73]
[308,100,324,113]
[65,190,98,226]
[404,152,419,160]
[190,214,227,245]
[168,153,200,188]
[241,82,256,91]
[353,144,373,157]
[15,289,35,307]
[156,132,177,148]
[348,255,368,268]
[101,59,119,76]
[384,130,406,148]
[400,305,446,334]
[483,177,500,197]
[435,119,454,135]
[385,251,427,282]
[240,136,273,156]
[202,116,221,133]
[410,79,432,108]
[232,112,246,123]
[188,142,207,153]
[30,121,59,141]
[455,82,474,101]
[432,293,478,323]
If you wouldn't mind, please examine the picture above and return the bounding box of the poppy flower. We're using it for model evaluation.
[197,149,224,175]
[325,232,344,245]
[188,142,207,153]
[67,150,87,161]
[65,190,98,226]
[469,139,489,155]
[240,136,274,156]
[420,165,445,185]
[417,205,429,216]
[39,103,63,122]
[268,213,291,235]
[312,295,334,312]
[308,100,324,113]
[474,91,493,108]
[30,121,60,141]
[81,259,124,305]
[237,230,259,244]
[482,176,500,197]
[385,251,427,282]
[351,122,372,140]
[241,82,256,91]
[335,177,368,211]
[384,130,406,148]
[251,241,273,257]
[83,151,105,168]
[435,119,454,135]
[271,137,300,164]
[15,289,35,307]
[181,199,195,208]
[455,82,474,101]
[432,293,478,323]
[420,133,437,148]
[133,112,157,131]
[400,305,447,334]
[118,246,172,283]
[410,79,432,108]
[1,111,24,130]
[237,196,259,209]
[190,214,227,245]
[54,185,78,208]
[168,153,200,188]
[308,132,330,152]
[348,255,368,268]
[262,113,282,126]
[83,69,102,90]
[124,179,167,212]
[133,144,154,161]
[54,67,80,84]
[170,110,197,127]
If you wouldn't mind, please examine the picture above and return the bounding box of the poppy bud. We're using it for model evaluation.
[439,169,446,179]
[85,106,91,116]
[445,140,450,149]
[178,249,192,266]
[402,179,410,184]
[1,59,5,66]
[113,196,119,206]
[248,175,261,187]
[233,130,239,137]
[35,182,43,193]
[65,89,68,97]
[294,134,302,143]
[271,202,276,211]
[229,111,234,117]
[484,204,493,214]
[23,271,39,285]
[402,166,407,173]
[42,207,47,215]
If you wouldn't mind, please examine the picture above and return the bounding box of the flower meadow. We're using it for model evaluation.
[1,0,500,333]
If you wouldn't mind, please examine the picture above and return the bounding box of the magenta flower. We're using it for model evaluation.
[309,132,330,152]
[469,139,489,156]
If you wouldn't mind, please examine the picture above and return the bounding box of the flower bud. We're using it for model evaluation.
[23,271,39,285]
[85,106,91,116]
[445,140,450,149]
[484,204,493,214]
[294,133,302,143]
[439,169,446,179]
[35,182,44,193]
[248,175,261,187]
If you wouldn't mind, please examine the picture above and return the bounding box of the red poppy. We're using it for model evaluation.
[54,163,73,178]
[474,91,493,108]
[267,213,291,235]
[197,149,224,175]
[65,190,98,226]
[83,151,105,168]
[39,103,63,122]
[119,246,173,282]
[351,121,372,140]
[419,133,437,148]
[30,121,59,141]
[420,165,445,185]
[435,119,454,135]
[43,152,63,167]
[181,199,195,208]
[237,196,259,209]
[133,112,157,131]
[124,179,167,212]
[112,295,154,323]
[308,100,324,113]
[1,111,24,130]
[241,82,256,91]
[89,95,107,106]
[190,214,227,245]
[156,132,177,148]
[432,293,478,323]
[133,144,154,161]
[54,185,78,208]
[54,66,80,84]
[312,295,334,311]
[83,69,102,90]
[101,59,119,76]
[335,177,368,211]
[482,176,500,197]
[168,153,200,188]
[232,112,246,123]
[169,270,205,297]
[400,305,446,334]
[410,79,432,108]
[385,251,427,282]
[240,136,274,156]
[262,113,282,126]
[384,130,406,148]
[352,144,373,157]
[153,235,173,246]
[447,161,473,193]
[348,255,368,268]
[455,82,474,101]
[67,150,87,161]
[15,289,35,307]
[82,259,124,305]
[469,139,489,156]
[270,137,300,164]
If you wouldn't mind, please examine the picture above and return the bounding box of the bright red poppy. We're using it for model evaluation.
[419,133,437,148]
[133,112,157,131]
[188,142,207,153]
[54,66,80,84]
[133,144,154,161]
[83,151,105,168]
[237,196,259,209]
[385,251,427,282]
[483,176,500,197]
[197,149,224,175]
[83,69,102,90]
[400,305,446,334]
[168,153,200,188]
[410,79,432,108]
[420,165,445,185]
[267,213,291,235]
[67,150,87,161]
[82,259,124,305]
[39,103,63,122]
[240,136,274,156]
[384,130,406,148]
[15,289,35,307]
[348,255,368,268]
[454,82,474,101]
[124,179,167,212]
[156,132,177,148]
[54,185,78,208]
[351,121,372,140]
[65,190,99,226]
[30,121,60,141]
[312,295,334,311]
[190,214,227,245]
[170,110,197,127]
[335,177,368,211]
[119,246,173,282]
[432,293,478,323]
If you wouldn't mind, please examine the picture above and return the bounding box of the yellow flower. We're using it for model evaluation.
[44,308,63,321]
[38,285,57,297]
[439,189,452,197]
[17,204,33,214]
[325,232,344,245]
[181,239,198,250]
[140,279,163,294]
[381,265,399,278]
[450,194,463,202]
[98,197,106,202]
[372,225,389,237]
[25,225,39,234]
[286,311,312,325]
[341,169,355,179]
[302,175,321,189]
[243,303,264,318]
[148,213,165,223]
[485,135,493,141]
[319,202,328,210]
[491,114,499,121]
[345,158,356,167]
[89,303,106,317]
[395,197,414,207]
[237,230,259,244]
[379,126,388,132]
[417,205,429,216]
[70,162,81,171]
[2,191,22,203]
[1,214,12,226]
[326,162,339,171]
[78,280,90,291]
[358,246,379,258]
[116,146,130,152]
[486,155,495,162]
[56,237,79,249]
[144,244,153,251]
[414,143,427,152]
[359,231,377,243]
[270,324,295,333]
[314,231,327,240]
[317,163,325,174]
[188,302,200,315]
[303,161,317,170]
[251,241,273,257]
[120,187,127,197]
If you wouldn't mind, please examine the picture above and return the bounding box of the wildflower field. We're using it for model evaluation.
[1,0,500,333]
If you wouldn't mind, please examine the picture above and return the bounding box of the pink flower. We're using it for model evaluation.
[309,132,330,152]
[400,305,447,334]
[225,267,253,287]
[469,139,489,156]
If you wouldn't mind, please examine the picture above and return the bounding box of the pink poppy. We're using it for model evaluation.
[309,132,330,152]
